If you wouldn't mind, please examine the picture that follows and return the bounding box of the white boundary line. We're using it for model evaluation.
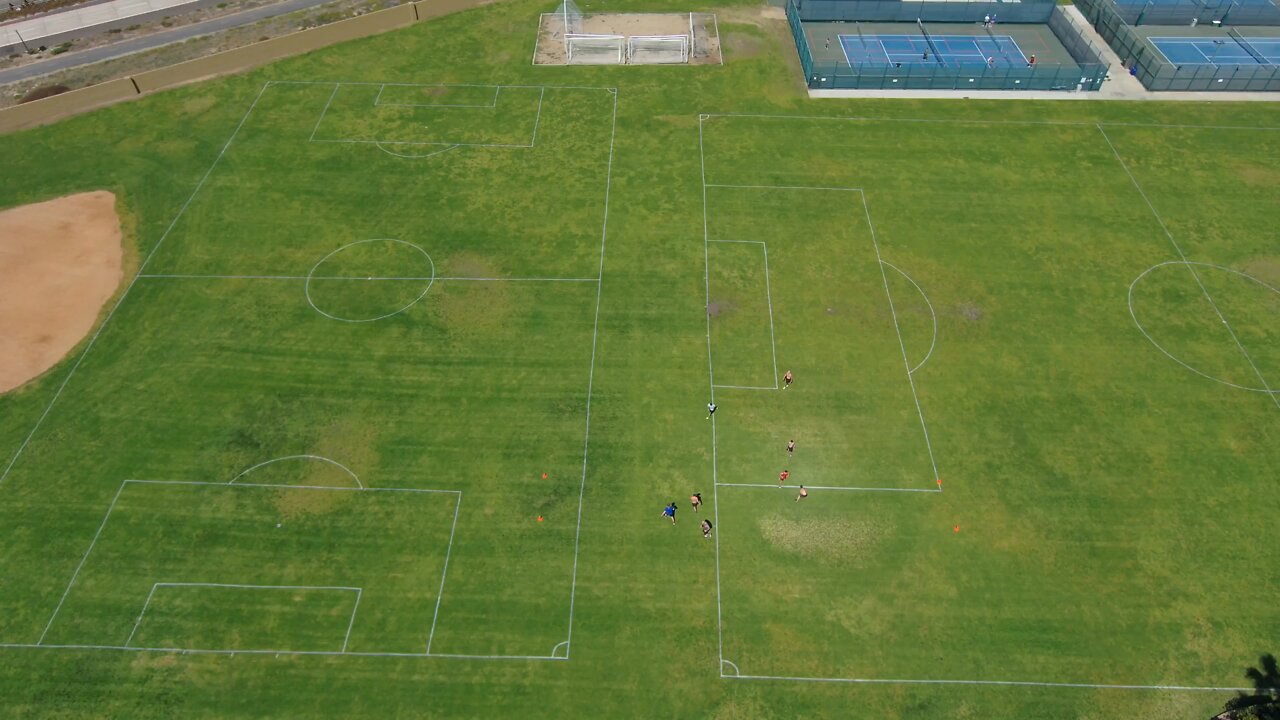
[228,454,363,488]
[880,260,938,376]
[715,482,940,493]
[0,642,566,660]
[123,583,363,652]
[1098,125,1278,411]
[706,239,779,390]
[425,493,461,654]
[724,673,1251,692]
[37,482,129,644]
[562,87,619,661]
[1127,260,1280,393]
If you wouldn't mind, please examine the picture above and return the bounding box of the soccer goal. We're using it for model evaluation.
[628,34,690,64]
[566,33,626,64]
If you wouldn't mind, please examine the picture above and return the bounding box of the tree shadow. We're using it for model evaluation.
[1219,653,1279,720]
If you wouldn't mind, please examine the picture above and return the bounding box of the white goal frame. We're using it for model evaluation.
[566,33,626,64]
[628,34,690,64]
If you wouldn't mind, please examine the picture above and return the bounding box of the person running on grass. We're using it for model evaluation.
[783,370,793,389]
[786,439,796,457]
[706,402,717,420]
[661,502,678,525]
[702,518,714,539]
[778,469,790,487]
[795,485,808,502]
[690,492,702,513]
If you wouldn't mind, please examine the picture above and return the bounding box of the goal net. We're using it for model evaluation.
[559,0,583,36]
[628,34,690,64]
[566,34,626,64]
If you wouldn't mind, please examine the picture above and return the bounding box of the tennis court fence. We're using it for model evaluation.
[1076,0,1280,90]
[788,0,1108,90]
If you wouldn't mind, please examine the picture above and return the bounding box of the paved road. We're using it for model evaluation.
[0,0,335,84]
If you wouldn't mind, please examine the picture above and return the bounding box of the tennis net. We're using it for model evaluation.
[1228,29,1271,65]
[917,19,945,65]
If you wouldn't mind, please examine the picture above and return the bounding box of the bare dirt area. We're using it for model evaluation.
[0,190,124,394]
[533,11,721,65]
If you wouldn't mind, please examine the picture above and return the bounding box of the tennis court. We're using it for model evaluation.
[839,32,1031,67]
[1150,33,1280,65]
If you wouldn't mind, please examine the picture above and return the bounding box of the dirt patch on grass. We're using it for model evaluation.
[432,280,513,337]
[1240,256,1280,286]
[758,514,887,563]
[956,302,984,322]
[707,299,735,317]
[444,252,498,279]
[0,191,123,394]
[724,32,766,59]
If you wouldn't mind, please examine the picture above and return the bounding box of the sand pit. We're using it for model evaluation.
[0,191,124,394]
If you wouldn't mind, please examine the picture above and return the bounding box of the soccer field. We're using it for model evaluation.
[0,0,1276,717]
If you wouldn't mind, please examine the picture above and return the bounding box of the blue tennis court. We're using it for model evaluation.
[1150,35,1280,65]
[839,33,1031,68]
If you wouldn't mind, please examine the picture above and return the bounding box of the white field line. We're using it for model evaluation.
[37,482,128,644]
[309,83,340,142]
[530,87,547,147]
[1097,125,1278,411]
[0,642,566,660]
[342,589,362,652]
[0,81,272,491]
[228,454,362,489]
[698,116,727,670]
[373,83,500,108]
[761,242,780,389]
[724,673,1252,692]
[137,274,599,282]
[125,582,362,651]
[716,482,940,493]
[880,260,938,375]
[563,87,618,660]
[376,143,459,159]
[425,493,462,655]
[123,584,159,647]
[861,191,942,483]
[698,112,1280,132]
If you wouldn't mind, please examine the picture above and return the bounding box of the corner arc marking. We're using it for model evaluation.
[721,659,741,677]
[880,260,937,375]
[228,455,364,489]
[551,640,570,658]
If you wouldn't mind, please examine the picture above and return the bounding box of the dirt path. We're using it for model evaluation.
[0,190,123,394]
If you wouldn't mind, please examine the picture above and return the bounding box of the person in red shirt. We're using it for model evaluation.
[778,469,790,486]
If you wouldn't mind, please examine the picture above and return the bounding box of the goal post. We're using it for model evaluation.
[627,34,690,64]
[566,34,626,64]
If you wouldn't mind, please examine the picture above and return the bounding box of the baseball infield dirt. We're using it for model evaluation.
[0,190,124,394]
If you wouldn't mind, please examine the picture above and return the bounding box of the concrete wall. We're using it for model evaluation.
[0,0,492,134]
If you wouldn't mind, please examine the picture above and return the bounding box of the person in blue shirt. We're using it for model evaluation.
[661,502,677,525]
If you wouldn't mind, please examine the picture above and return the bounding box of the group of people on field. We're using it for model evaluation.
[663,369,807,539]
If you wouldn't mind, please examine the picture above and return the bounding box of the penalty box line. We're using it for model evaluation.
[706,239,780,391]
[37,479,462,654]
[309,83,546,149]
[123,582,364,653]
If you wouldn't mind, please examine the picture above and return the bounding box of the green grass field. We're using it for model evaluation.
[0,1,1276,716]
